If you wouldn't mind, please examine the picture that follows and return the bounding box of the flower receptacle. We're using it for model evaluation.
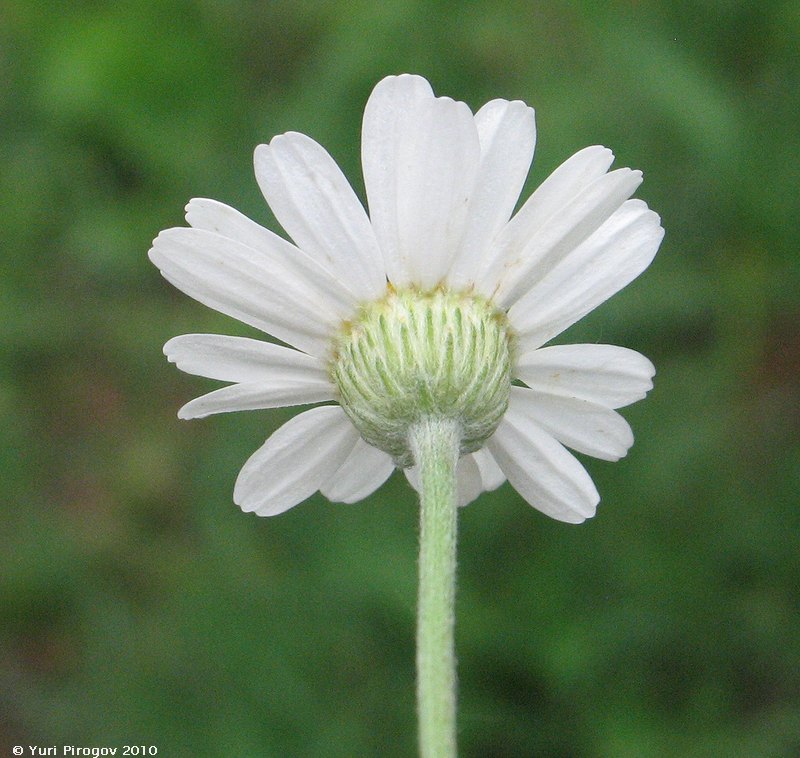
[331,287,514,467]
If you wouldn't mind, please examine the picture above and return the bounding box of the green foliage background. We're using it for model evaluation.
[2,1,798,756]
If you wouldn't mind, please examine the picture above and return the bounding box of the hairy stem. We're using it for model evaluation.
[410,416,460,758]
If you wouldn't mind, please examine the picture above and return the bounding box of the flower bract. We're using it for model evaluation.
[149,74,664,523]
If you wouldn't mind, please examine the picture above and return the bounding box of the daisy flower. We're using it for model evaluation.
[149,74,663,524]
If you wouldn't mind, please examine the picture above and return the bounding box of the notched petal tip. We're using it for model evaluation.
[611,166,643,191]
[571,489,600,522]
[147,228,177,267]
[258,131,308,156]
[176,405,195,420]
[622,199,665,243]
[273,130,304,144]
[476,98,536,127]
[184,197,223,227]
[643,355,657,381]
[149,225,182,247]
[162,335,185,361]
[562,508,593,525]
[184,197,202,217]
[379,72,434,89]
[577,144,615,165]
[535,490,598,525]
[232,486,255,512]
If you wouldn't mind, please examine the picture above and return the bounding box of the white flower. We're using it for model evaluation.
[149,74,663,523]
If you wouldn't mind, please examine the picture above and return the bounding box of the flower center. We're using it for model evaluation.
[330,286,514,467]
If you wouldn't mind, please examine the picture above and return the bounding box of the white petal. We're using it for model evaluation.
[508,386,633,462]
[394,97,481,288]
[234,406,359,516]
[452,455,484,507]
[185,198,360,310]
[164,334,330,383]
[487,405,599,523]
[362,76,481,287]
[320,439,395,503]
[186,197,285,251]
[404,449,505,508]
[166,334,334,419]
[148,226,353,358]
[404,466,420,492]
[471,447,506,492]
[493,167,643,308]
[447,99,536,289]
[253,133,387,301]
[510,199,664,353]
[361,74,435,284]
[177,380,334,419]
[454,450,504,507]
[515,344,655,408]
[474,145,614,296]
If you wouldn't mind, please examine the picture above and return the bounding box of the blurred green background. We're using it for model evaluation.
[2,1,798,756]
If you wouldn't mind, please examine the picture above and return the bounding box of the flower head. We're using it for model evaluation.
[149,74,663,523]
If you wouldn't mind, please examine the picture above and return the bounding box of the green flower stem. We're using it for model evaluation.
[410,416,460,758]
